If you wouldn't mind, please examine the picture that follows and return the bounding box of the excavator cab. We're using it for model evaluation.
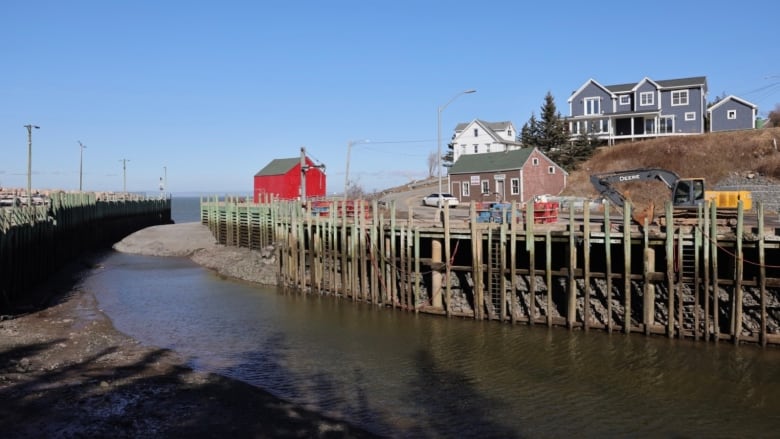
[671,178,705,207]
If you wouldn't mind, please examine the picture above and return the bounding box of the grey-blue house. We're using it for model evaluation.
[567,76,708,144]
[707,95,757,132]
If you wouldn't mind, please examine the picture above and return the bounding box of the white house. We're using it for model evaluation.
[448,119,522,164]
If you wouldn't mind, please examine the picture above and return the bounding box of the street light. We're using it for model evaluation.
[24,124,40,206]
[437,89,476,207]
[78,141,86,191]
[344,139,369,200]
[119,158,130,193]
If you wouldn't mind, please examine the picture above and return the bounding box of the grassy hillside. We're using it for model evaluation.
[563,127,780,208]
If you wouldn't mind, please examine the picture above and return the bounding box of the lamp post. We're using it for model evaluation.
[24,124,40,206]
[344,139,369,200]
[119,158,130,193]
[437,89,476,207]
[78,141,86,191]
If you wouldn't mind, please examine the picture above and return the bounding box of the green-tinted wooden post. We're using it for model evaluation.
[623,202,632,334]
[759,203,767,347]
[711,201,720,341]
[605,202,613,333]
[733,200,744,344]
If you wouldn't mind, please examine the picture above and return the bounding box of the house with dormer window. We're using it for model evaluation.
[567,76,710,143]
[447,119,522,165]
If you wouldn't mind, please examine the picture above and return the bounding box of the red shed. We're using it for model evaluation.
[253,154,326,203]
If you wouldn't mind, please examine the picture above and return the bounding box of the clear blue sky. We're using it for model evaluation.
[2,0,778,195]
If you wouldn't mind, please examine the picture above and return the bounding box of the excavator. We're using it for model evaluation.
[590,168,752,226]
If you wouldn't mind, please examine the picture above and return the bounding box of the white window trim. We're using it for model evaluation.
[584,97,600,115]
[640,92,654,106]
[684,112,696,121]
[671,90,689,106]
[462,182,470,197]
[619,95,630,105]
[548,166,555,174]
[727,110,737,120]
[481,180,490,194]
[532,157,539,166]
[510,178,520,195]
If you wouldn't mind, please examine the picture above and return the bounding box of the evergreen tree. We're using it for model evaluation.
[521,92,568,152]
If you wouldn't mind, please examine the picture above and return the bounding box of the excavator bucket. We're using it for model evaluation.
[632,201,656,226]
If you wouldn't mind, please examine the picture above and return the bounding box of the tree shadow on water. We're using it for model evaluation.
[403,349,523,438]
[0,336,379,438]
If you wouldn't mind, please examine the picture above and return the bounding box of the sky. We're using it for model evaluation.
[2,0,778,196]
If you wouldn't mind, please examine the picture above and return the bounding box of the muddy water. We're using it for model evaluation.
[84,251,780,438]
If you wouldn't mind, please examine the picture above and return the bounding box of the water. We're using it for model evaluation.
[170,195,202,223]
[84,252,780,438]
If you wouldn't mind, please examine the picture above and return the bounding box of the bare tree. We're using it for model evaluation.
[346,178,366,199]
[427,151,437,178]
[768,104,780,127]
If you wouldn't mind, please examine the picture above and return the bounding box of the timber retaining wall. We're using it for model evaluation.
[201,197,780,347]
[0,193,171,312]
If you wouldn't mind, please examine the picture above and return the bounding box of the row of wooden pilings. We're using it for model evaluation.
[0,193,172,312]
[201,196,780,347]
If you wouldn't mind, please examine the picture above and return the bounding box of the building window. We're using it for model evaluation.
[481,180,490,194]
[510,178,520,195]
[640,92,654,106]
[727,110,737,119]
[507,129,512,137]
[462,182,470,197]
[645,119,656,134]
[548,166,555,174]
[685,112,696,121]
[659,116,674,134]
[473,144,478,153]
[619,95,630,105]
[584,97,600,115]
[672,90,689,106]
[532,157,539,166]
[474,128,478,137]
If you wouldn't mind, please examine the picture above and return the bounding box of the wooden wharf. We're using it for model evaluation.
[0,193,171,312]
[201,196,780,347]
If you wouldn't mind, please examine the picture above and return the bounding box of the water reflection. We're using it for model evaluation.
[86,252,780,437]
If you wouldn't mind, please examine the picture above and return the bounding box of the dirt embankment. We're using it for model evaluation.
[0,223,376,438]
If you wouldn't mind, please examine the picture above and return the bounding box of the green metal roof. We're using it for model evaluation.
[255,157,299,177]
[449,148,534,174]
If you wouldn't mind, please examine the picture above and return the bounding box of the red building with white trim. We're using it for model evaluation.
[253,154,326,203]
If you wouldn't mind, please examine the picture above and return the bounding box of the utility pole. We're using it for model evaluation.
[119,158,130,193]
[78,141,86,191]
[299,146,325,204]
[24,124,40,206]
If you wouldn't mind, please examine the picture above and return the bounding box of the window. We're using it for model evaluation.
[532,157,539,166]
[548,166,555,174]
[685,112,696,121]
[590,119,609,133]
[727,110,737,120]
[473,144,478,153]
[645,119,656,134]
[619,95,630,105]
[640,92,654,106]
[474,128,478,137]
[659,116,674,134]
[481,180,490,194]
[671,90,689,106]
[571,121,580,135]
[507,129,512,137]
[510,178,520,195]
[462,182,470,197]
[584,97,600,115]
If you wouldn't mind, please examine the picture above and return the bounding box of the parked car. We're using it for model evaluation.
[422,193,459,207]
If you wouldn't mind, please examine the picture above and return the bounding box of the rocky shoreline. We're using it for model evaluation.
[0,222,376,438]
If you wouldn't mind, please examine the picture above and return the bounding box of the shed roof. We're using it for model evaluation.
[449,148,534,174]
[255,157,299,177]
